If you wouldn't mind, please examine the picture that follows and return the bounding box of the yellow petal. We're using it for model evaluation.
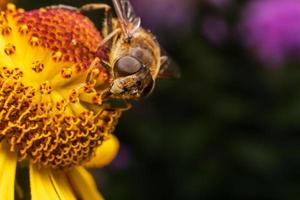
[84,134,120,168]
[67,167,104,200]
[30,163,76,200]
[0,142,17,200]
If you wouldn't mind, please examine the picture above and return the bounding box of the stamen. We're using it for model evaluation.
[29,37,40,46]
[1,25,12,36]
[52,51,63,62]
[4,43,16,55]
[32,61,44,73]
[19,24,29,35]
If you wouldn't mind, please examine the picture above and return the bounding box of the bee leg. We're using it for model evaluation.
[97,28,121,49]
[114,100,132,111]
[79,3,111,13]
[49,3,111,13]
[102,96,133,111]
[79,3,113,35]
[79,3,112,35]
[79,3,115,49]
[47,4,80,11]
[122,100,132,111]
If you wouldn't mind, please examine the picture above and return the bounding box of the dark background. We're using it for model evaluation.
[15,0,300,199]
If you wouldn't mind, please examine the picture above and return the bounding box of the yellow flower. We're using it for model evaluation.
[0,3,122,199]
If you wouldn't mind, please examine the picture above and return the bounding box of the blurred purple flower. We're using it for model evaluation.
[206,0,231,8]
[131,0,196,31]
[239,0,300,67]
[202,16,229,45]
[110,145,131,171]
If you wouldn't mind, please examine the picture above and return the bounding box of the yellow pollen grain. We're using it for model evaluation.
[69,89,79,104]
[52,51,63,61]
[1,25,12,36]
[4,43,16,55]
[39,81,52,95]
[17,8,25,13]
[6,3,16,13]
[29,36,39,46]
[61,68,73,79]
[19,24,28,35]
[32,61,44,73]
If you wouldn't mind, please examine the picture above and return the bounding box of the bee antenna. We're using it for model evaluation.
[96,28,122,49]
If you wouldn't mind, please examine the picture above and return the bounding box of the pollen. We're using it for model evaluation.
[4,43,16,55]
[32,61,44,73]
[18,24,28,34]
[0,4,121,169]
[1,25,12,35]
[29,36,40,46]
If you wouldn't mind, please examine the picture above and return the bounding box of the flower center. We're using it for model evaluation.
[0,4,121,169]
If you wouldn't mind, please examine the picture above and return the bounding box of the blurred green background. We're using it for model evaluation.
[16,0,300,199]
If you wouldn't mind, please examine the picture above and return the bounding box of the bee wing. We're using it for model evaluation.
[158,49,181,79]
[112,0,141,38]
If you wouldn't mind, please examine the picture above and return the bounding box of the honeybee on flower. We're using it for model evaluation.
[0,0,178,199]
[52,0,180,100]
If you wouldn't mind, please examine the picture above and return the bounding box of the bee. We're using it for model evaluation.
[50,0,180,100]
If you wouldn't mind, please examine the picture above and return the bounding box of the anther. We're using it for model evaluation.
[30,36,40,46]
[4,43,16,55]
[19,24,29,35]
[1,25,12,36]
[6,3,16,13]
[55,100,67,111]
[69,89,79,103]
[92,93,101,104]
[61,68,73,79]
[52,51,63,61]
[91,68,100,79]
[39,81,52,95]
[17,8,25,13]
[0,12,7,24]
[32,61,44,73]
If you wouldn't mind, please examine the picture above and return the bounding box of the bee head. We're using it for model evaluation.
[105,26,163,99]
[109,54,154,99]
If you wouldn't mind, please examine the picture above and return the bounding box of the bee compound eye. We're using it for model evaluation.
[115,56,142,77]
[131,48,153,66]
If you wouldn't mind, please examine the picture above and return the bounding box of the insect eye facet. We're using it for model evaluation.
[115,56,142,77]
[131,47,153,67]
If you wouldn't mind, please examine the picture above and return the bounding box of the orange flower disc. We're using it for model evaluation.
[15,5,101,65]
